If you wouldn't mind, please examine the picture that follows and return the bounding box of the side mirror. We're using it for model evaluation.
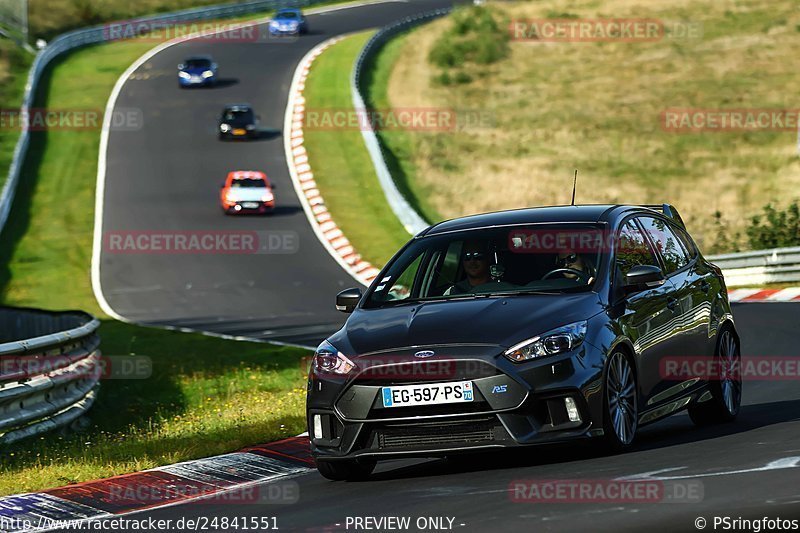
[336,288,362,313]
[212,63,218,69]
[220,182,226,188]
[177,63,185,70]
[624,265,665,293]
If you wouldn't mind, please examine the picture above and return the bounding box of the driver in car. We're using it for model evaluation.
[445,241,492,295]
[554,250,596,283]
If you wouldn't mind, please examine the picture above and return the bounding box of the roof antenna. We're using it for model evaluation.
[571,169,578,206]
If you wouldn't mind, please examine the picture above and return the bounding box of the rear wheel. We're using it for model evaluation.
[689,328,741,426]
[602,351,638,452]
[316,458,376,481]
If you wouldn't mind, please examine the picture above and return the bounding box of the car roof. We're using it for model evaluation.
[423,204,673,236]
[276,8,301,15]
[223,104,253,111]
[185,55,212,61]
[228,170,268,181]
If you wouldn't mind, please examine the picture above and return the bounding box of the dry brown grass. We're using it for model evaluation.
[385,0,800,252]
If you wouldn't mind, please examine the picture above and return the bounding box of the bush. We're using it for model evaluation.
[745,202,800,250]
[428,5,509,83]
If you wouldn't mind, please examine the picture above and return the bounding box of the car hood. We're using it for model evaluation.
[223,117,254,127]
[182,67,211,75]
[274,17,299,24]
[335,292,604,356]
[226,188,270,201]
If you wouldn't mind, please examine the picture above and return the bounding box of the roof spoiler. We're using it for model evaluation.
[640,204,686,228]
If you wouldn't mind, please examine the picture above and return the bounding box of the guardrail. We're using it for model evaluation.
[0,0,326,237]
[0,307,101,444]
[351,7,452,236]
[708,247,800,287]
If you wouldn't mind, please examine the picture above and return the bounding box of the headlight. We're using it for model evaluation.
[261,193,273,202]
[225,192,237,202]
[270,20,279,27]
[504,321,587,362]
[219,124,230,132]
[202,70,214,78]
[178,71,191,79]
[313,340,356,376]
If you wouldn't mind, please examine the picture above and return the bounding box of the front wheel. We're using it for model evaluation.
[601,351,638,452]
[316,458,376,481]
[688,328,741,426]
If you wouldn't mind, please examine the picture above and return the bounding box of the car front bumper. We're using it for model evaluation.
[307,346,606,460]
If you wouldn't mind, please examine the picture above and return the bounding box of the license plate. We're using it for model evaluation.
[242,202,259,209]
[233,129,246,135]
[381,381,473,408]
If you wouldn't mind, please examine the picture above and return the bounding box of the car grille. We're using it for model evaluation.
[373,417,497,450]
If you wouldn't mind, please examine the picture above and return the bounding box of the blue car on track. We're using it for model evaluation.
[177,55,218,87]
[268,8,308,35]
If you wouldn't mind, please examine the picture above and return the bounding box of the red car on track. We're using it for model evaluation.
[220,171,275,214]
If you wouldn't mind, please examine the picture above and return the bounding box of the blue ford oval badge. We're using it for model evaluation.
[414,350,435,359]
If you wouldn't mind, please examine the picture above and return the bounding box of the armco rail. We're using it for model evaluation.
[708,247,800,287]
[0,0,327,237]
[351,7,452,236]
[0,307,101,444]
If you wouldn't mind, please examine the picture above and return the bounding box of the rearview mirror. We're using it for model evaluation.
[624,265,665,293]
[336,288,362,313]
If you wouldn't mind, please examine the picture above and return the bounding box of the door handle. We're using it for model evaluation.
[667,297,678,311]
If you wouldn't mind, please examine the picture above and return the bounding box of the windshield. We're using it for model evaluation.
[276,11,299,19]
[184,59,211,69]
[224,109,253,122]
[231,178,267,188]
[365,224,605,308]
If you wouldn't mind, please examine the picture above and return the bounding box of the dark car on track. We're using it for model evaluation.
[306,204,742,480]
[177,55,217,87]
[218,104,259,140]
[269,8,308,35]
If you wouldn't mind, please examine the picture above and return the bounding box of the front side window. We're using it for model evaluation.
[637,217,690,274]
[365,224,603,308]
[615,220,659,278]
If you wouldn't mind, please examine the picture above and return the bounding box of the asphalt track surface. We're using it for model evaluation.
[95,303,799,532]
[97,1,800,531]
[99,0,453,347]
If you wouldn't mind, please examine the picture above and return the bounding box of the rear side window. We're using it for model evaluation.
[615,220,659,278]
[638,217,690,274]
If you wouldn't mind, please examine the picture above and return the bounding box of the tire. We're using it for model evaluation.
[316,458,376,481]
[601,350,638,452]
[688,328,741,426]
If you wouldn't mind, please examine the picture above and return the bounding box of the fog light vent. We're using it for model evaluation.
[313,415,323,439]
[564,397,581,422]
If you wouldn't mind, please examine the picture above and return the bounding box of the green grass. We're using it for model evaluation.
[303,31,412,266]
[0,23,314,496]
[380,0,800,254]
[361,31,443,226]
[0,40,34,193]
